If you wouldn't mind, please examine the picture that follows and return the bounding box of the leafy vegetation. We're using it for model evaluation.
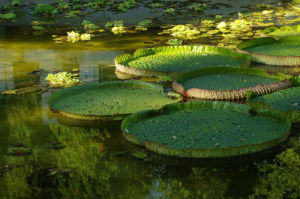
[250,138,300,199]
[0,12,16,20]
[34,4,56,16]
[45,72,80,88]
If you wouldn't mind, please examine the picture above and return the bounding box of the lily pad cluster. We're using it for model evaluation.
[115,45,250,77]
[48,81,181,121]
[122,101,291,158]
[45,72,80,88]
[172,67,292,100]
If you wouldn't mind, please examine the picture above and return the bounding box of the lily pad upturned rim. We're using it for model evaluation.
[248,86,300,123]
[172,67,292,100]
[114,45,251,77]
[48,80,181,121]
[121,101,291,158]
[237,36,300,66]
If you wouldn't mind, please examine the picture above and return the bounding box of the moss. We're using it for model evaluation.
[122,101,291,158]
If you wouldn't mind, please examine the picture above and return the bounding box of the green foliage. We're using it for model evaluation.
[122,101,291,158]
[48,81,181,121]
[131,151,148,159]
[45,72,80,88]
[165,8,175,14]
[11,0,22,6]
[291,76,300,86]
[84,0,105,9]
[135,19,152,31]
[250,139,300,199]
[149,2,163,8]
[169,25,200,40]
[263,25,300,37]
[118,0,136,12]
[105,20,124,28]
[187,3,206,12]
[0,13,16,20]
[34,4,56,16]
[167,38,183,46]
[246,90,258,100]
[7,146,32,156]
[81,20,99,31]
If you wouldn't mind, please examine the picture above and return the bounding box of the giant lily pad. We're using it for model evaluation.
[122,101,291,158]
[48,81,181,121]
[115,46,250,77]
[237,36,300,66]
[172,67,292,100]
[249,86,300,123]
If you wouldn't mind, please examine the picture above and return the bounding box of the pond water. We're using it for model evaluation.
[0,25,299,199]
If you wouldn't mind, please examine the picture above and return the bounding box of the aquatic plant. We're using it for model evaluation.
[7,146,32,156]
[135,20,152,31]
[187,3,207,12]
[80,33,91,41]
[105,20,124,29]
[148,2,163,8]
[168,25,200,40]
[1,90,17,95]
[67,31,80,43]
[114,45,250,77]
[122,101,291,158]
[81,20,99,32]
[34,4,56,16]
[111,26,127,34]
[118,0,136,12]
[249,83,300,123]
[237,36,300,66]
[250,138,300,199]
[47,81,181,121]
[167,39,183,46]
[262,25,300,37]
[165,8,175,14]
[0,13,16,20]
[11,0,22,6]
[45,72,80,88]
[172,67,292,100]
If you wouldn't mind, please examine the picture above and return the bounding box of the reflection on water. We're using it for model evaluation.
[0,28,299,199]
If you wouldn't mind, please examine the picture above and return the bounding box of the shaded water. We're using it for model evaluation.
[0,27,299,199]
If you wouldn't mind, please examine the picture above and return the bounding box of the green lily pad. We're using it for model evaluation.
[115,46,250,77]
[249,87,300,123]
[48,81,181,121]
[172,67,292,100]
[237,36,300,66]
[122,101,291,158]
